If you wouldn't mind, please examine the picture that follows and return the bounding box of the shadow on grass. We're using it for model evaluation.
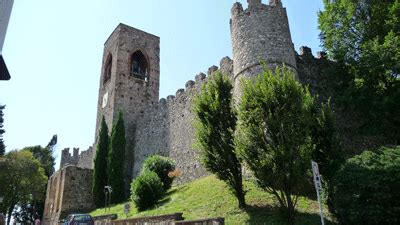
[244,205,337,225]
[156,186,189,207]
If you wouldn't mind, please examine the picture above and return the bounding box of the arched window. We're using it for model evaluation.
[131,51,148,82]
[103,54,112,84]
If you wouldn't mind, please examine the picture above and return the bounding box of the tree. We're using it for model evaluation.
[311,101,343,183]
[142,155,176,191]
[16,136,57,222]
[0,150,47,225]
[93,116,109,207]
[193,72,246,208]
[108,111,126,203]
[319,0,400,143]
[0,105,6,156]
[23,145,55,178]
[130,170,164,211]
[236,67,335,225]
[330,146,400,224]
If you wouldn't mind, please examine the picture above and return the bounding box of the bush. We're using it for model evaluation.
[130,171,164,210]
[142,155,176,190]
[330,146,400,225]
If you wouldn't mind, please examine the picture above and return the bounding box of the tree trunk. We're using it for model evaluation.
[234,171,246,208]
[6,204,14,225]
[285,192,295,225]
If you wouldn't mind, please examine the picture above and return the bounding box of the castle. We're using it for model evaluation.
[43,1,330,224]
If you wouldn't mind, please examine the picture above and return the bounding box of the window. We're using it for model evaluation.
[103,54,112,84]
[131,51,148,82]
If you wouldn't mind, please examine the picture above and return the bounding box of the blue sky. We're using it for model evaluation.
[0,0,324,169]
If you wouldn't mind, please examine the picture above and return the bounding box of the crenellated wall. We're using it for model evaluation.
[132,57,234,184]
[45,2,338,222]
[130,47,331,185]
[60,147,94,169]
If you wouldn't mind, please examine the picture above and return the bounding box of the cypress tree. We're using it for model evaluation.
[108,111,126,203]
[92,116,109,207]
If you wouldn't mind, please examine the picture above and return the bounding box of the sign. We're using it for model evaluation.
[124,203,130,215]
[312,160,322,190]
[311,160,325,225]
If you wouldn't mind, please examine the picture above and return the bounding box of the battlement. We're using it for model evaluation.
[231,0,283,18]
[60,146,94,169]
[230,0,297,97]
[297,46,328,60]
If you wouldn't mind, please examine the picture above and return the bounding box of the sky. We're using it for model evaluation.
[0,0,325,169]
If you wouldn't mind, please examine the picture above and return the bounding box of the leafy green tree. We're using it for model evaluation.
[236,67,337,225]
[319,0,400,143]
[311,101,343,182]
[330,146,400,225]
[0,105,6,156]
[193,72,246,208]
[16,142,56,222]
[142,155,176,191]
[0,150,47,225]
[93,116,110,207]
[23,145,55,178]
[108,111,126,203]
[130,170,164,211]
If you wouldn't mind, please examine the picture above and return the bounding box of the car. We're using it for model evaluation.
[60,214,94,225]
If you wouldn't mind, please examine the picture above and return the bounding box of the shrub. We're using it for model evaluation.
[330,146,400,225]
[142,155,176,190]
[130,171,164,210]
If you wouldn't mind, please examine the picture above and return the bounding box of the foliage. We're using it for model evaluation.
[46,135,57,152]
[22,145,55,178]
[130,171,164,211]
[0,105,6,156]
[0,150,47,225]
[108,111,126,203]
[193,72,246,208]
[92,175,337,225]
[18,141,57,221]
[310,101,343,182]
[236,67,338,225]
[330,146,400,225]
[319,0,400,143]
[93,116,110,207]
[142,155,176,191]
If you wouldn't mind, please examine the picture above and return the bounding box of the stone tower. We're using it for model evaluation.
[230,0,297,95]
[94,23,160,194]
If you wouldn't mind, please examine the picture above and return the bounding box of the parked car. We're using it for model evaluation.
[60,214,94,225]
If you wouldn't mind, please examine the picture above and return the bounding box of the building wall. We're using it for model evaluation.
[60,147,93,169]
[230,0,297,97]
[46,2,337,222]
[42,166,95,225]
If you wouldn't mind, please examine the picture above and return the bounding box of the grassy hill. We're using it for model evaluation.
[91,175,336,225]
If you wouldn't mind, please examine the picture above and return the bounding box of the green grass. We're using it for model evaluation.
[91,175,336,225]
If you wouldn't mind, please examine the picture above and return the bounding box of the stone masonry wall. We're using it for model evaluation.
[132,57,233,184]
[60,147,94,169]
[130,47,329,185]
[43,166,95,225]
[230,0,297,93]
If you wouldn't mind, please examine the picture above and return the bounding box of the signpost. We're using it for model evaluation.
[311,160,325,225]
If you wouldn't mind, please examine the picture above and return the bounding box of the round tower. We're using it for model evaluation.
[230,0,297,95]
